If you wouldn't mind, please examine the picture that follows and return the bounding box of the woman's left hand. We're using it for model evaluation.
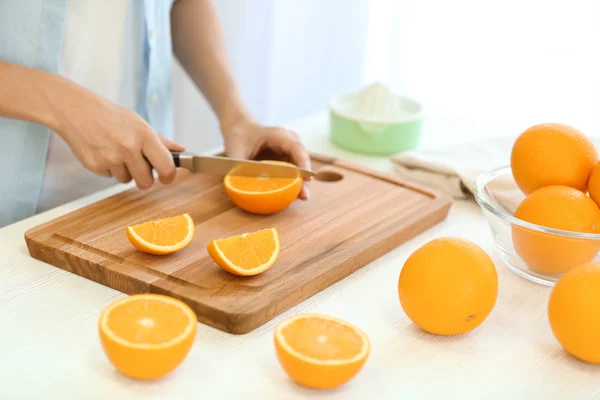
[222,118,312,200]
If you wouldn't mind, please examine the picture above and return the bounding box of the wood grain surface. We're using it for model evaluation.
[24,154,452,334]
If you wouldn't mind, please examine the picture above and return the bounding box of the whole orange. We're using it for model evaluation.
[512,185,600,275]
[398,237,498,335]
[587,161,600,207]
[548,262,600,363]
[510,123,597,195]
[224,160,302,214]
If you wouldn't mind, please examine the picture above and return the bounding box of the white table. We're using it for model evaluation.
[1,112,599,400]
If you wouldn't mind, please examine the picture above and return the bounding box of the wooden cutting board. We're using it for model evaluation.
[25,153,452,334]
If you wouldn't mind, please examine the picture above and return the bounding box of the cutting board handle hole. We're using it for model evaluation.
[315,171,344,182]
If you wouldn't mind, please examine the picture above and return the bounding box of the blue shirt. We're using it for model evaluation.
[0,0,174,227]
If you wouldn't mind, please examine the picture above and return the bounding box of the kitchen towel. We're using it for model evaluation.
[390,135,600,212]
[389,136,522,213]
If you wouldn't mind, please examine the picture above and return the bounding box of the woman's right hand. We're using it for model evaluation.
[0,61,184,190]
[49,81,185,190]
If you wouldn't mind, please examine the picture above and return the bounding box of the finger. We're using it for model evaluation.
[157,133,186,152]
[291,145,312,182]
[109,165,132,184]
[88,155,112,177]
[142,133,177,185]
[273,132,311,200]
[282,132,312,182]
[125,156,154,190]
[298,183,310,201]
[264,130,311,168]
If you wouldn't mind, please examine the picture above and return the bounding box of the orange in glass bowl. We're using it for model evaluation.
[474,166,600,286]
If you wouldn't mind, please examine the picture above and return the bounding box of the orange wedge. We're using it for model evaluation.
[126,213,194,255]
[207,228,280,276]
[274,313,370,389]
[224,160,302,214]
[98,294,197,380]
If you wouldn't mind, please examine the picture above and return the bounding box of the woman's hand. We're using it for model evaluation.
[0,61,185,190]
[222,118,312,200]
[50,85,185,189]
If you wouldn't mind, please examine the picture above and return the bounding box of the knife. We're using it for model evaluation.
[171,152,316,179]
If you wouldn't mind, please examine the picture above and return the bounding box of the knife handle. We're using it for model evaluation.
[143,152,182,169]
[171,151,181,168]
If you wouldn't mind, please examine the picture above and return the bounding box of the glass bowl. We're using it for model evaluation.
[474,166,600,286]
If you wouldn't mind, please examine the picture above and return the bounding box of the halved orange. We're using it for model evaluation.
[224,160,302,214]
[126,213,194,255]
[274,313,370,389]
[207,228,280,276]
[98,294,197,380]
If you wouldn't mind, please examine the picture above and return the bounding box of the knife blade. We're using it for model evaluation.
[172,152,316,179]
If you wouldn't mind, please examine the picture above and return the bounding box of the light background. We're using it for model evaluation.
[173,0,600,152]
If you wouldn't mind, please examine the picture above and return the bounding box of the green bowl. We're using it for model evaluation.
[329,93,422,156]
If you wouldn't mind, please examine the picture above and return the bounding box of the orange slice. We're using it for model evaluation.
[98,294,197,380]
[274,313,371,389]
[126,213,194,255]
[207,228,280,276]
[224,160,302,214]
